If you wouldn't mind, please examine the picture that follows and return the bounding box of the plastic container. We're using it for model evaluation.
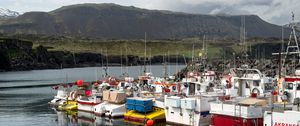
[135,98,153,113]
[126,98,136,110]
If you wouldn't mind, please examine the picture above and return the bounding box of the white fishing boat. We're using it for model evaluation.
[222,68,274,97]
[276,70,300,103]
[210,97,267,126]
[94,90,127,118]
[164,96,211,126]
[264,13,300,126]
[77,80,102,113]
[264,109,300,126]
[164,71,221,126]
[49,84,72,106]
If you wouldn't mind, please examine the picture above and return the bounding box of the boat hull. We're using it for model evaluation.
[77,100,100,113]
[211,114,263,126]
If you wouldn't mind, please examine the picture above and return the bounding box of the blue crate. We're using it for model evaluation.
[135,99,153,113]
[127,105,135,110]
[126,98,136,110]
[126,98,135,104]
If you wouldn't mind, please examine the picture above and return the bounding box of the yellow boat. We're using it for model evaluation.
[124,107,165,125]
[58,100,78,111]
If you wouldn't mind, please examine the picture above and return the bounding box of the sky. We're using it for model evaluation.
[0,0,299,25]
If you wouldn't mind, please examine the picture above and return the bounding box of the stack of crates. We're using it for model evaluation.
[126,98,153,113]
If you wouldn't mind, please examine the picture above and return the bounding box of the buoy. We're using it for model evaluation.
[146,119,154,126]
[272,90,278,96]
[85,90,91,96]
[77,80,83,86]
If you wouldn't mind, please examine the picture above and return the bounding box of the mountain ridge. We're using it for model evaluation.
[0,8,19,18]
[0,3,289,39]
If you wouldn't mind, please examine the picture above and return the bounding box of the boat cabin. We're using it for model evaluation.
[227,68,274,97]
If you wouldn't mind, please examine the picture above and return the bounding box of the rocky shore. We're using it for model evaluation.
[1,38,298,76]
[0,38,188,71]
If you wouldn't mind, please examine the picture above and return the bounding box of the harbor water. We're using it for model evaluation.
[0,65,184,126]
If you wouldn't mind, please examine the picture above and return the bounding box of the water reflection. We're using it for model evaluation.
[53,109,127,126]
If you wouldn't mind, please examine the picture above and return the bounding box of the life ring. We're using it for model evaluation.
[281,91,290,101]
[283,91,290,97]
[251,88,260,96]
[69,91,78,101]
[172,86,176,91]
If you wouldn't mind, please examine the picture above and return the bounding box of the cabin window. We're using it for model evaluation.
[253,81,260,86]
[245,82,250,88]
[297,84,300,90]
[264,83,273,91]
[143,80,148,85]
[286,83,293,90]
[189,83,195,95]
[197,84,201,91]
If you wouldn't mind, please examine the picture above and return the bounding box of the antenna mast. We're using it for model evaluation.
[144,32,147,74]
[273,12,300,68]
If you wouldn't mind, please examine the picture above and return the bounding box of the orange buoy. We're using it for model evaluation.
[146,119,154,126]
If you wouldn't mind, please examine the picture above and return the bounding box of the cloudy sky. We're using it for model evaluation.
[0,0,299,25]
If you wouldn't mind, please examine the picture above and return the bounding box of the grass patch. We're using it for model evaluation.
[32,39,279,59]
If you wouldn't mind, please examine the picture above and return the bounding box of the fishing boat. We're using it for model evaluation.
[94,90,127,118]
[57,99,78,111]
[264,105,300,126]
[164,71,220,126]
[124,92,166,125]
[76,80,102,113]
[164,96,211,126]
[49,84,74,106]
[210,97,267,126]
[276,70,300,103]
[264,12,300,126]
[222,68,274,97]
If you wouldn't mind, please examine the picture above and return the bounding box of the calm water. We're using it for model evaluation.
[0,65,184,126]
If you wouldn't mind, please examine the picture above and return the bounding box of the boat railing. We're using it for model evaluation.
[230,68,264,78]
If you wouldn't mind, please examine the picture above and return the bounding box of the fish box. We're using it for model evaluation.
[126,98,136,110]
[181,98,196,109]
[109,91,126,104]
[103,90,110,101]
[165,96,181,108]
[135,98,153,113]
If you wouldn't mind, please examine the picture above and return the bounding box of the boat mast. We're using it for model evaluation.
[202,35,206,71]
[272,12,300,75]
[241,15,248,66]
[101,49,104,78]
[168,50,170,76]
[121,46,123,76]
[144,32,147,74]
[104,49,108,77]
[149,48,152,73]
[125,43,129,76]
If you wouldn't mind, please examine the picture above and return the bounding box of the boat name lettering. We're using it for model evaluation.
[274,122,299,126]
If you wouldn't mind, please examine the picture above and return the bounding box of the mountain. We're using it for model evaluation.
[0,3,289,39]
[0,8,19,18]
